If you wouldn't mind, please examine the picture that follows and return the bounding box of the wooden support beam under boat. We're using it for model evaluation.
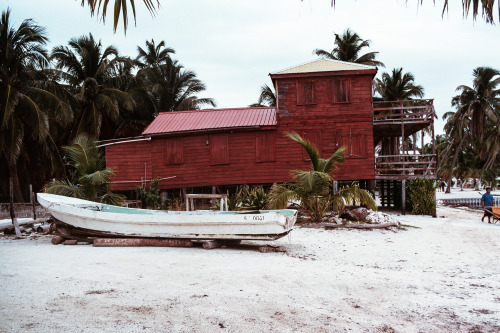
[93,238,193,247]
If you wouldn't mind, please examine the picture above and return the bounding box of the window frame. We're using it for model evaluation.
[332,78,351,104]
[209,134,230,165]
[256,132,276,163]
[296,80,316,105]
[164,138,184,165]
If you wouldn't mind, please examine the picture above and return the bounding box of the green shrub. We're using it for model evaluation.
[241,186,269,210]
[136,177,162,209]
[406,179,436,215]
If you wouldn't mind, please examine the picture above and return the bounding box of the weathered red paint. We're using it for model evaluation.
[106,65,377,191]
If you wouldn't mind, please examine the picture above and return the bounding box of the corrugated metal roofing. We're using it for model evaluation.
[272,59,376,75]
[143,107,277,135]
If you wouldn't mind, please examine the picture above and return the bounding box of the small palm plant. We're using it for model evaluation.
[44,134,125,205]
[241,186,269,210]
[269,132,376,222]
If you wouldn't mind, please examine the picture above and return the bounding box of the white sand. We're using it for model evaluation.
[0,203,499,332]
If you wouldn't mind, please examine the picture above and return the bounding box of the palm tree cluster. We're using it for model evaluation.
[439,66,500,191]
[0,8,215,202]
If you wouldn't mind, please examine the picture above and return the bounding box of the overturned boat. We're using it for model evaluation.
[37,193,297,241]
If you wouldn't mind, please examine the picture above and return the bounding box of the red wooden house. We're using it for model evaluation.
[105,59,436,208]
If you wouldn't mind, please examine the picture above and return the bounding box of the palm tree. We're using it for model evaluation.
[136,39,175,68]
[51,33,134,140]
[81,0,160,33]
[0,9,72,201]
[441,0,499,24]
[440,109,470,193]
[44,134,125,205]
[81,1,500,33]
[452,67,500,140]
[481,118,500,170]
[268,132,375,222]
[374,68,424,102]
[139,58,216,111]
[313,28,384,67]
[250,84,276,107]
[327,1,499,24]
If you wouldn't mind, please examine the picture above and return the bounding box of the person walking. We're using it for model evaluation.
[481,187,494,223]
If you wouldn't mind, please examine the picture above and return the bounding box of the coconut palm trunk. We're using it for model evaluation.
[445,136,465,193]
[7,162,24,202]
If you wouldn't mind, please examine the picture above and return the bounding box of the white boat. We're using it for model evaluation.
[37,193,297,240]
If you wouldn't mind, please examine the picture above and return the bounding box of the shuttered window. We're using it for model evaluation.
[256,132,276,162]
[165,138,183,165]
[210,134,229,165]
[333,79,350,103]
[338,134,366,158]
[302,130,321,161]
[297,80,315,105]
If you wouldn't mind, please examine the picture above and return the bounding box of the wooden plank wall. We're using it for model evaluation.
[106,73,376,190]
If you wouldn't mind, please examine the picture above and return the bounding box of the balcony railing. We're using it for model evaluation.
[373,99,435,125]
[375,154,436,178]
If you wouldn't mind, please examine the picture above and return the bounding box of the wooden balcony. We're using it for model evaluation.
[373,99,435,144]
[372,99,437,181]
[375,154,436,180]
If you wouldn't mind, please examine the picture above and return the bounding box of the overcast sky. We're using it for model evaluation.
[6,0,500,134]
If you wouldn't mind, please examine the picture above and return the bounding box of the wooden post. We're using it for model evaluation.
[401,179,406,215]
[432,188,437,218]
[183,188,188,211]
[211,186,217,205]
[32,192,37,220]
[332,181,338,193]
[9,178,22,238]
[421,130,424,155]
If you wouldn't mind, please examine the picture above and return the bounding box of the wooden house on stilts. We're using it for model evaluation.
[104,59,437,213]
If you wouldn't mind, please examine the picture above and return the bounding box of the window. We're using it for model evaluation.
[297,80,315,105]
[210,134,229,165]
[164,138,183,165]
[338,134,366,158]
[302,130,321,160]
[256,132,276,162]
[333,78,350,103]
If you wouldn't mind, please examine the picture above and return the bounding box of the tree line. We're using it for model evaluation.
[438,67,500,191]
[0,8,215,202]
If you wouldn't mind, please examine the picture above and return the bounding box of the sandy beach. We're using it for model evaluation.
[1,191,499,332]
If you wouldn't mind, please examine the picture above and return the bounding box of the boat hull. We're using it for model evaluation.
[37,193,297,240]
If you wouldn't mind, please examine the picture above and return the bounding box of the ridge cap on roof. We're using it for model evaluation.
[157,106,276,115]
[270,58,376,75]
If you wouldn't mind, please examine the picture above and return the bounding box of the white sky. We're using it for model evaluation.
[6,0,500,134]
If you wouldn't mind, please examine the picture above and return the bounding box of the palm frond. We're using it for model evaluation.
[285,131,320,170]
[268,183,297,209]
[43,179,83,198]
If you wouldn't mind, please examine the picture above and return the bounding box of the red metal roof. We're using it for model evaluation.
[143,107,277,135]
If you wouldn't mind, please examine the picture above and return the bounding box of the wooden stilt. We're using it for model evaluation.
[401,179,406,215]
